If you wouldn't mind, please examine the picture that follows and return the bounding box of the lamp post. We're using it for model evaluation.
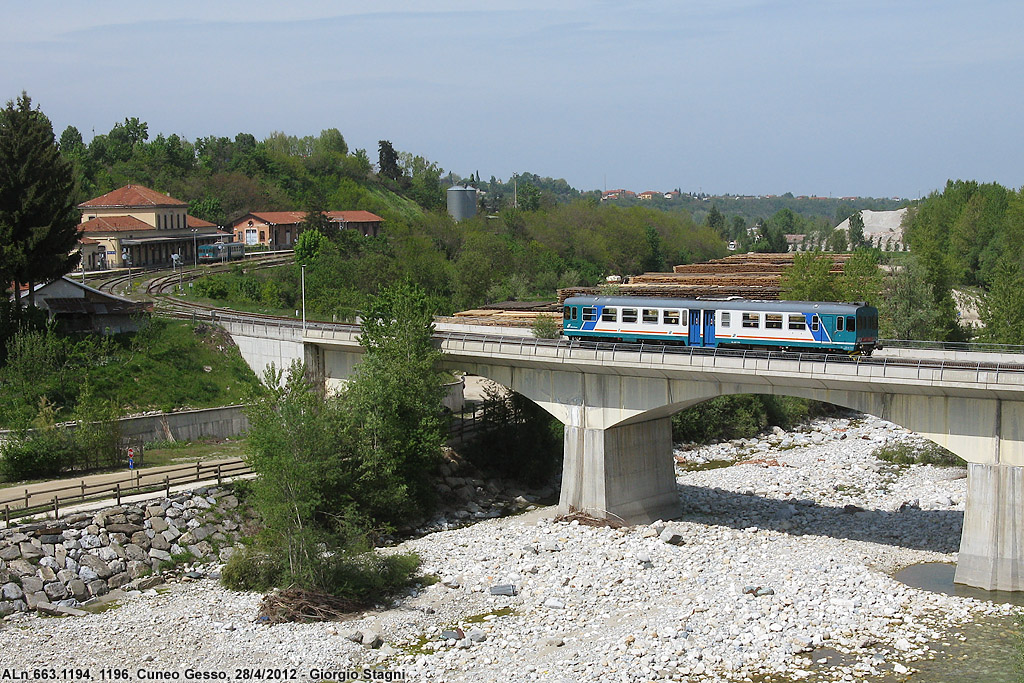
[301,264,306,331]
[191,228,198,268]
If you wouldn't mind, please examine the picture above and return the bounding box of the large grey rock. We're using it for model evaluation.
[149,548,172,563]
[107,572,131,590]
[489,584,517,596]
[128,576,162,591]
[7,561,34,577]
[86,579,108,597]
[67,579,88,601]
[36,602,87,617]
[150,534,171,551]
[162,526,182,542]
[659,528,684,545]
[191,525,212,542]
[56,569,77,584]
[38,566,57,582]
[20,576,44,594]
[149,517,169,533]
[78,566,99,582]
[126,560,151,580]
[1,582,23,600]
[0,545,21,561]
[130,531,151,550]
[124,544,148,562]
[25,590,49,609]
[79,534,101,549]
[97,546,119,562]
[18,542,43,560]
[44,581,68,601]
[79,554,113,579]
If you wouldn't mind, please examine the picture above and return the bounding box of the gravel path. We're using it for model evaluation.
[1,415,1017,682]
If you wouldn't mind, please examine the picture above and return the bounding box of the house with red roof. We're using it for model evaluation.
[77,184,228,268]
[230,210,384,248]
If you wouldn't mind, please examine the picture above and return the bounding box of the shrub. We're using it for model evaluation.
[872,441,962,467]
[531,314,561,339]
[672,394,831,444]
[221,548,283,592]
[0,428,77,481]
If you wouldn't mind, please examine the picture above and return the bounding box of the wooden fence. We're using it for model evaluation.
[0,459,251,526]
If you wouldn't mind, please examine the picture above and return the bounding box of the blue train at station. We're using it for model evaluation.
[562,296,880,355]
[198,242,246,263]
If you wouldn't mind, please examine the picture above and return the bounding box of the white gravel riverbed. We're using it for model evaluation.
[0,415,1017,682]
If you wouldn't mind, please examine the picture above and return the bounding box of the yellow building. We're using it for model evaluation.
[77,185,227,268]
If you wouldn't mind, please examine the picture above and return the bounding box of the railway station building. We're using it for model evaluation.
[77,185,229,269]
[229,210,384,248]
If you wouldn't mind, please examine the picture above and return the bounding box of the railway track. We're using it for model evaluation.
[92,251,1024,378]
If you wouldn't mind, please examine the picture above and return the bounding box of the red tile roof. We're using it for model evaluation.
[236,210,384,227]
[80,215,153,233]
[187,215,217,228]
[78,184,186,209]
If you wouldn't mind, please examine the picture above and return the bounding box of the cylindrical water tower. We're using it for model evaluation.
[447,185,477,222]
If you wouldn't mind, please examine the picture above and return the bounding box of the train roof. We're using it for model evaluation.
[562,296,873,315]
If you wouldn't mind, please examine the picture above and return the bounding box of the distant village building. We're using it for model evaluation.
[637,190,661,200]
[230,210,384,248]
[784,234,806,252]
[29,276,151,334]
[77,185,226,268]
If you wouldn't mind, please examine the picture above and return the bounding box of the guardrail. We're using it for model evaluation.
[879,338,1024,354]
[0,459,252,526]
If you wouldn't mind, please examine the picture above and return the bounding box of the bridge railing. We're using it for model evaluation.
[435,332,1024,388]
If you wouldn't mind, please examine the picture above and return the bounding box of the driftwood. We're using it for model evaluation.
[257,587,365,624]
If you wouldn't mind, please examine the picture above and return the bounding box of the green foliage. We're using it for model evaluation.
[221,548,283,592]
[0,319,260,427]
[871,441,961,467]
[672,395,827,444]
[979,258,1024,345]
[840,249,884,305]
[294,229,328,263]
[343,281,447,522]
[879,256,941,340]
[0,92,81,296]
[378,140,401,182]
[531,314,561,339]
[0,426,77,481]
[463,387,562,485]
[847,212,866,249]
[780,253,842,301]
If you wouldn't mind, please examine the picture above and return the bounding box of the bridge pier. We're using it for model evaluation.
[559,417,681,524]
[955,463,1024,591]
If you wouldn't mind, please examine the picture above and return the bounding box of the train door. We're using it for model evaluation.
[703,310,716,346]
[688,310,702,346]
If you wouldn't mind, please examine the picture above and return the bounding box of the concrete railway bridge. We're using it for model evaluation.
[215,313,1024,593]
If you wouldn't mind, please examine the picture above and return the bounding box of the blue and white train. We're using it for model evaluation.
[562,296,879,355]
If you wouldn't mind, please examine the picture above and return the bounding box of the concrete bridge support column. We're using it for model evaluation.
[559,417,681,525]
[955,463,1024,591]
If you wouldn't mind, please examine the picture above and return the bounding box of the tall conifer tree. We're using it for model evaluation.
[0,92,80,306]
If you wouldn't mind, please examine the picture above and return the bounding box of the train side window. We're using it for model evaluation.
[788,315,806,330]
[582,307,597,322]
[663,310,680,325]
[563,306,571,321]
[721,312,731,327]
[765,313,783,329]
[622,308,638,323]
[811,315,820,332]
[642,308,659,324]
[847,316,856,332]
[742,312,760,328]
[602,307,617,322]
[837,316,845,331]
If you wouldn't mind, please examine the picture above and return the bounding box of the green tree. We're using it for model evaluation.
[377,140,401,182]
[519,183,541,211]
[840,249,883,305]
[342,281,446,523]
[706,204,726,234]
[979,258,1024,344]
[847,211,866,249]
[0,92,81,307]
[780,253,842,301]
[641,224,666,272]
[879,257,940,340]
[294,229,329,263]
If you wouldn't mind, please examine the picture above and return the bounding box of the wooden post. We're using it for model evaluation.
[24,488,29,510]
[165,476,170,497]
[53,496,58,518]
[81,480,86,499]
[4,505,9,527]
[115,483,121,506]
[217,464,222,486]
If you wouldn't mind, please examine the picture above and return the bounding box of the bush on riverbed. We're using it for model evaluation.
[872,440,962,467]
[671,394,832,444]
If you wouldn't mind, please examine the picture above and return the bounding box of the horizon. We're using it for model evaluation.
[4,2,1022,200]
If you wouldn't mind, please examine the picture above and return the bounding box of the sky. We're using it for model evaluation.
[2,1,1022,199]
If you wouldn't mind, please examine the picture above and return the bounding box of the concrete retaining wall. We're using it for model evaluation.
[0,405,249,446]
